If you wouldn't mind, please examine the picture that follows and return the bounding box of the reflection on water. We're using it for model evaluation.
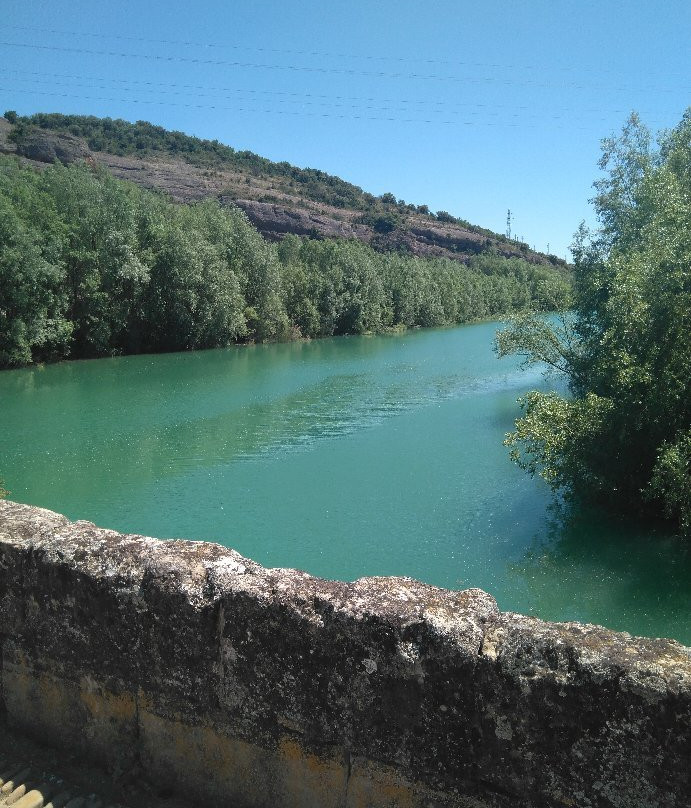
[508,502,691,642]
[1,322,687,644]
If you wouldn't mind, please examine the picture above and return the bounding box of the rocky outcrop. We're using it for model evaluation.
[1,500,688,808]
[226,202,537,262]
[407,223,491,256]
[231,199,372,242]
[15,131,92,165]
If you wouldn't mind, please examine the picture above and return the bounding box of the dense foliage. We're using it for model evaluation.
[497,112,691,535]
[0,155,569,369]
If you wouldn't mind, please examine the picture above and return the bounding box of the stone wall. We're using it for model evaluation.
[0,500,689,808]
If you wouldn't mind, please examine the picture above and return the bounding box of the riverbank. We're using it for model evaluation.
[0,309,537,372]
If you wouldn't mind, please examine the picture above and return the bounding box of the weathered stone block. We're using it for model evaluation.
[0,500,689,807]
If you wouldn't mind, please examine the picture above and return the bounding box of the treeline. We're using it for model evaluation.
[0,155,570,368]
[10,114,560,258]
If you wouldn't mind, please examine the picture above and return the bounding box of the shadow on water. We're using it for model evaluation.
[508,499,691,644]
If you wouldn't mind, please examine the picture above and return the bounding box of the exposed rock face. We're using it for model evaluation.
[15,131,92,165]
[231,199,372,243]
[408,223,489,255]
[0,500,689,807]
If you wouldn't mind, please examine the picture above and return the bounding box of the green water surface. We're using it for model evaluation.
[1,322,688,643]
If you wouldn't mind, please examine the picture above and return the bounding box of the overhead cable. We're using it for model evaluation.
[1,68,670,119]
[0,23,686,81]
[0,41,686,94]
[4,74,669,127]
[0,87,626,130]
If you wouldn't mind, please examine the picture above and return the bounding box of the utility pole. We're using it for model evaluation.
[505,209,512,240]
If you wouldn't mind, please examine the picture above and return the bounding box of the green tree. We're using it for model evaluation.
[0,159,72,365]
[497,111,691,535]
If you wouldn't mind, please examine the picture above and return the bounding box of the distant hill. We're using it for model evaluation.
[0,112,566,268]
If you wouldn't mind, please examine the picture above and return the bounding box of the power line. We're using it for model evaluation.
[0,23,687,81]
[2,87,614,130]
[0,40,544,84]
[5,77,509,117]
[5,75,660,126]
[0,40,687,94]
[1,68,672,120]
[0,86,506,126]
[1,68,518,108]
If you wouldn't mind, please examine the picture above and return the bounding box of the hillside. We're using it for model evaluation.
[0,113,565,267]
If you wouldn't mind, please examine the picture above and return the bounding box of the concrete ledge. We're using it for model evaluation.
[0,500,689,807]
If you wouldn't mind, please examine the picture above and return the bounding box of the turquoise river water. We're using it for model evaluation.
[1,321,688,644]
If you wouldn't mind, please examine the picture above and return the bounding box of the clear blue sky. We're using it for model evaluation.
[1,0,689,258]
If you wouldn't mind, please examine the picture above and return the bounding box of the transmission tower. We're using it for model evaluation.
[505,209,512,240]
